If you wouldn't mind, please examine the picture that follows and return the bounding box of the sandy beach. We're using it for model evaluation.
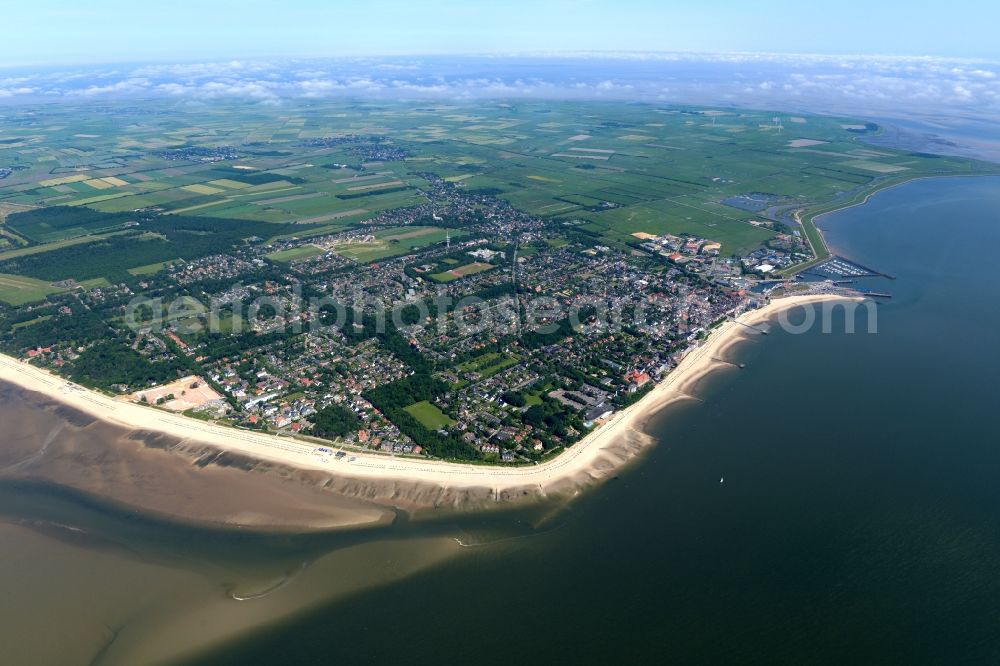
[0,293,861,509]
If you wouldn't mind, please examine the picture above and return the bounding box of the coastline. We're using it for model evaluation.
[0,293,862,515]
[791,173,1000,276]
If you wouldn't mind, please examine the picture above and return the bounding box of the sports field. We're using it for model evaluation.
[429,261,495,282]
[404,400,455,430]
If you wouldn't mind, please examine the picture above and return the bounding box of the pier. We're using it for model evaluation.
[808,255,896,281]
[713,357,746,369]
[849,260,896,280]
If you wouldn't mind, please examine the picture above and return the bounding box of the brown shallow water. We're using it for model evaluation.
[0,383,574,665]
[0,511,465,665]
[0,383,398,531]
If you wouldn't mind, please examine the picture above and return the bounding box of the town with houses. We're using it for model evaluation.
[1,155,829,465]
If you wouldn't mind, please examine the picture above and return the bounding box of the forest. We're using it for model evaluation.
[0,209,310,283]
[364,372,476,460]
[68,340,186,390]
[310,403,361,439]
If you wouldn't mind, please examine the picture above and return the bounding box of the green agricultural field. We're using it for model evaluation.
[587,201,774,256]
[5,207,135,244]
[404,400,455,430]
[0,98,994,284]
[0,273,65,306]
[0,230,132,262]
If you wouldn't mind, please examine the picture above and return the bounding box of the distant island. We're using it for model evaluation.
[0,101,995,474]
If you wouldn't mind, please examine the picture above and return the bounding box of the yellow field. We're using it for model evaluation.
[38,174,90,187]
[101,176,129,187]
[181,184,225,195]
[82,178,114,190]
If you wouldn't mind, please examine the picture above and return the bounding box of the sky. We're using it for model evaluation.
[3,0,1000,66]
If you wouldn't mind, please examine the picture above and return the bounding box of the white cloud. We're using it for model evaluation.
[0,53,997,117]
[69,77,152,96]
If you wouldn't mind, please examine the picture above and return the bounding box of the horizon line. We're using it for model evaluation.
[3,49,997,72]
